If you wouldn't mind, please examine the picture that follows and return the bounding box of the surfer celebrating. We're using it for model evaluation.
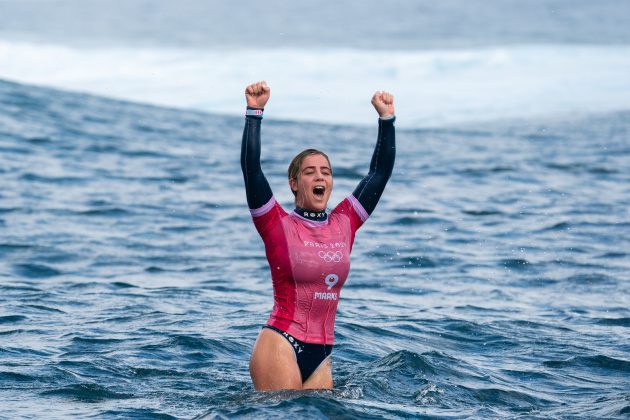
[241,81,395,390]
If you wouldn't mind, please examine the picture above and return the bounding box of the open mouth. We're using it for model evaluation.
[313,185,326,198]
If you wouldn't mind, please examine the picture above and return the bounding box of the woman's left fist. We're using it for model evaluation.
[371,91,395,118]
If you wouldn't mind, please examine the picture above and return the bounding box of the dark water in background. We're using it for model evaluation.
[1,78,629,418]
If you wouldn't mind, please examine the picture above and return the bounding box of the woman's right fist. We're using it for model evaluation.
[245,81,271,109]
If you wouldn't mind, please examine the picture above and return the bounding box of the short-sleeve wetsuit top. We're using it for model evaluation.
[241,107,395,345]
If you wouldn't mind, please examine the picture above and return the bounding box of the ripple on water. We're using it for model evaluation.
[138,335,245,360]
[538,221,571,232]
[198,392,394,419]
[343,350,447,403]
[595,251,627,259]
[125,366,204,379]
[461,209,503,216]
[76,207,133,217]
[0,371,38,383]
[111,281,138,289]
[464,386,552,413]
[69,336,129,346]
[565,273,617,285]
[101,409,177,419]
[543,355,630,373]
[392,216,450,226]
[13,263,62,278]
[337,349,552,415]
[498,258,531,270]
[24,304,66,314]
[594,317,630,327]
[0,243,33,253]
[0,284,42,293]
[40,383,134,402]
[0,315,29,324]
[19,173,88,185]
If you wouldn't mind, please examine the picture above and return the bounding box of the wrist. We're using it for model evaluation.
[379,114,395,120]
[246,107,264,118]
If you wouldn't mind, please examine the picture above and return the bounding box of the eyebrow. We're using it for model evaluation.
[302,165,331,171]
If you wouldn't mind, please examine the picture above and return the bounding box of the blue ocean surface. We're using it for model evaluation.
[1,1,629,419]
[1,78,629,418]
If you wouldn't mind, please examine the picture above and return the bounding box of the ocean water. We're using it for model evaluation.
[1,78,629,419]
[1,1,629,419]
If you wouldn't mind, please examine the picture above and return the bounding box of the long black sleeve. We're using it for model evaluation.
[352,117,396,215]
[241,112,273,209]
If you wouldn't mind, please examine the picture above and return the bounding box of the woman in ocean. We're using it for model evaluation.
[241,81,395,390]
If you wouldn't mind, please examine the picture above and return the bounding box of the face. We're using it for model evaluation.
[289,154,333,211]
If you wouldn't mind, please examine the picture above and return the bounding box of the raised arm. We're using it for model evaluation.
[241,81,273,209]
[352,91,396,216]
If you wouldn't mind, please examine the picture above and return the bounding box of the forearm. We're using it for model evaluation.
[241,108,273,209]
[352,116,396,215]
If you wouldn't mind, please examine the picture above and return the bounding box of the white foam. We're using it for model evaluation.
[1,40,630,127]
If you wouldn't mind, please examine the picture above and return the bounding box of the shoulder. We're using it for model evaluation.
[332,196,368,222]
[330,196,368,232]
[250,197,288,236]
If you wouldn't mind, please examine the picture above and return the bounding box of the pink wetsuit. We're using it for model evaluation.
[251,195,368,345]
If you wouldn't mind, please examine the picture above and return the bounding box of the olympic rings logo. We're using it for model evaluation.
[318,250,343,263]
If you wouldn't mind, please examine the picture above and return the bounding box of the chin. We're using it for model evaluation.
[310,203,325,211]
[310,201,327,211]
[299,194,331,211]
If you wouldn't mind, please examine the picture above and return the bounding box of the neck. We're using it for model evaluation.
[294,206,328,221]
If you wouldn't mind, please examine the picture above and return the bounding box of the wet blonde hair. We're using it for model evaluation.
[287,149,332,198]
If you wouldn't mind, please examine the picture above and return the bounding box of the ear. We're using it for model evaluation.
[289,178,298,194]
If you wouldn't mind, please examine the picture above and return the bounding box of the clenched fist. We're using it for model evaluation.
[245,81,271,109]
[371,91,395,118]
